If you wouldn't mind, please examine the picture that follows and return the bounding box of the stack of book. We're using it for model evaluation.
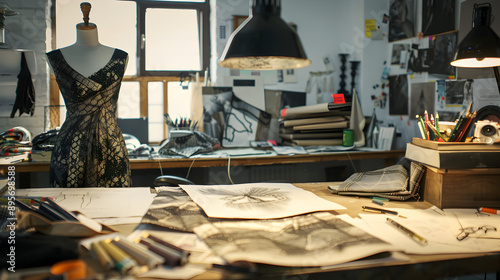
[405,137,500,169]
[279,102,351,146]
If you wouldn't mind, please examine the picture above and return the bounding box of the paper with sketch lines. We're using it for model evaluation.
[193,212,394,267]
[180,183,345,219]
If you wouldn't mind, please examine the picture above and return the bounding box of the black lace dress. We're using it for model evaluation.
[46,49,131,188]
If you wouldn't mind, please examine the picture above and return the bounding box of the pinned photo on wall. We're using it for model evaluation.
[445,80,468,108]
[409,82,435,120]
[437,80,445,109]
[391,44,409,69]
[437,111,460,122]
[407,48,433,73]
[422,0,456,37]
[388,74,409,115]
[429,32,458,76]
[389,0,416,42]
[283,69,298,83]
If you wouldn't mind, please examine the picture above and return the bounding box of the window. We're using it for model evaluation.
[137,1,210,76]
[55,0,137,76]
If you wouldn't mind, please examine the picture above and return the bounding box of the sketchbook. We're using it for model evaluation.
[193,212,395,267]
[180,183,345,219]
[405,143,500,169]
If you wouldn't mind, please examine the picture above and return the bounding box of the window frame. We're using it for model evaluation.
[136,0,210,77]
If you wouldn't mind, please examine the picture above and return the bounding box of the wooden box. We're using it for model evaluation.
[422,166,500,209]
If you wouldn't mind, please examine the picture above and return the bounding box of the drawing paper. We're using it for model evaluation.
[180,183,345,219]
[15,187,155,219]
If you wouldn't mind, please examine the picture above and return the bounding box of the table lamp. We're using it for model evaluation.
[218,0,311,70]
[450,3,500,93]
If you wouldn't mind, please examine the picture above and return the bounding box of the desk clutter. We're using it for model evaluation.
[3,184,500,279]
[405,137,500,209]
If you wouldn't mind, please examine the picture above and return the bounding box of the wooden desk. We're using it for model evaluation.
[0,149,405,174]
[187,183,500,279]
[12,183,500,280]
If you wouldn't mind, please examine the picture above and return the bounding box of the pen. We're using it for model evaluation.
[362,205,405,217]
[479,207,500,215]
[387,217,428,246]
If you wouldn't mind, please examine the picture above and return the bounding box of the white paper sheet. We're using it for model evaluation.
[15,187,156,219]
[358,207,500,254]
[180,183,345,219]
[444,208,500,239]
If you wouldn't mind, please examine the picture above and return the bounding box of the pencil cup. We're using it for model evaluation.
[168,125,197,139]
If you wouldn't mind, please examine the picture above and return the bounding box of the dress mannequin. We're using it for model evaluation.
[59,2,117,77]
[46,2,131,188]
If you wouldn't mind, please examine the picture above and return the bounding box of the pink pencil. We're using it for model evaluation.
[424,110,430,140]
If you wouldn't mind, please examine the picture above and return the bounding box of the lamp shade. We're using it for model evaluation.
[218,0,311,70]
[451,3,500,68]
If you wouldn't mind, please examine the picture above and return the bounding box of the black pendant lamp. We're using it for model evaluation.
[218,0,311,70]
[451,3,500,68]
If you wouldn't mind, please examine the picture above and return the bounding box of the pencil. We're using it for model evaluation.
[430,114,436,140]
[418,115,427,140]
[426,121,446,141]
[424,110,430,140]
[99,239,138,273]
[435,112,441,137]
[90,241,115,271]
[416,115,426,139]
[387,217,428,246]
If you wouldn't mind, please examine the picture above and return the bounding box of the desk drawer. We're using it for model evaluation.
[422,166,500,209]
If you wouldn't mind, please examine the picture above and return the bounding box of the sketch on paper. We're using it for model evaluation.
[140,187,220,233]
[193,212,394,267]
[199,187,289,212]
[15,188,155,219]
[222,95,271,147]
[181,183,345,219]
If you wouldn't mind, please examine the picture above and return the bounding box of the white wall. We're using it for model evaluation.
[213,0,365,100]
[0,0,50,138]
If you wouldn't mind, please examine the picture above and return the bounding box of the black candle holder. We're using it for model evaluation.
[350,61,360,95]
[337,53,349,95]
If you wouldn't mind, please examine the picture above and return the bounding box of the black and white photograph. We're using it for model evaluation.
[201,87,233,142]
[391,44,410,68]
[389,74,409,115]
[389,0,416,42]
[410,82,435,120]
[408,48,433,73]
[429,31,458,76]
[422,0,456,37]
[445,80,466,106]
